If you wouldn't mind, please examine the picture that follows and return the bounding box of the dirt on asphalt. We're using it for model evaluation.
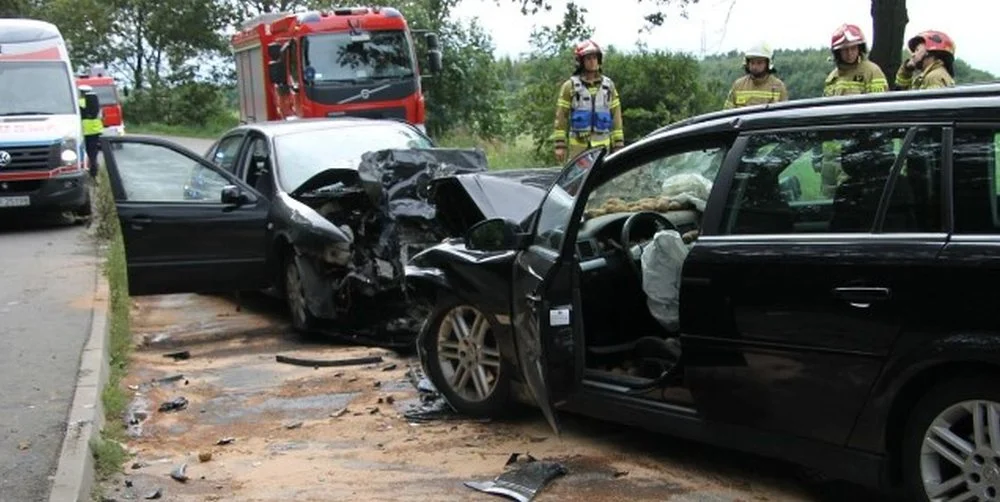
[99,292,882,502]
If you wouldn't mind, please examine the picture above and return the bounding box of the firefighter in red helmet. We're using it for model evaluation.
[824,23,888,96]
[552,39,625,162]
[896,30,956,90]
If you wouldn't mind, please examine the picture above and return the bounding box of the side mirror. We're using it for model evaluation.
[424,32,439,51]
[268,61,286,90]
[427,49,443,74]
[267,42,282,61]
[466,218,522,252]
[122,86,130,98]
[221,185,250,206]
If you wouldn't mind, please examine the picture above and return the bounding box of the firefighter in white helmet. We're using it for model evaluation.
[723,42,788,109]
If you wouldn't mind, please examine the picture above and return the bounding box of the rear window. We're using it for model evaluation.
[91,85,119,106]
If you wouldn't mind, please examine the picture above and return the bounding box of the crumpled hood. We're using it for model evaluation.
[290,168,362,198]
[430,167,561,237]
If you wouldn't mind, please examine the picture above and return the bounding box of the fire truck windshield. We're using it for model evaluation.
[0,61,75,116]
[90,85,119,106]
[302,30,414,84]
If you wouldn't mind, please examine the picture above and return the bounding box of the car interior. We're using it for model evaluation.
[569,129,943,399]
[242,137,274,199]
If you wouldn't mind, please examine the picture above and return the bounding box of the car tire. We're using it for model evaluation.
[901,375,1000,502]
[283,253,320,333]
[421,295,512,418]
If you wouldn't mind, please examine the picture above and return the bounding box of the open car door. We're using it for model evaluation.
[100,136,270,295]
[510,148,605,434]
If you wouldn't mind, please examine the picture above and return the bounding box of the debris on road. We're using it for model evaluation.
[163,350,190,361]
[158,397,188,413]
[284,421,304,430]
[18,440,30,450]
[382,363,398,371]
[143,487,163,499]
[330,408,349,418]
[215,437,235,445]
[198,452,213,462]
[275,353,383,368]
[170,463,189,483]
[465,454,568,502]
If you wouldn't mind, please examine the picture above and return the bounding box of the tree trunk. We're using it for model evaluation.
[869,0,908,88]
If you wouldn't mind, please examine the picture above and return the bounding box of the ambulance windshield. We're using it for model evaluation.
[0,61,75,116]
[302,30,414,84]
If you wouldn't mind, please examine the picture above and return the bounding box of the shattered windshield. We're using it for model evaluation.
[274,123,433,192]
[0,62,75,115]
[585,147,726,218]
[302,30,414,83]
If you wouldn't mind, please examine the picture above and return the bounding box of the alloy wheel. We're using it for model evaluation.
[285,260,307,326]
[921,399,1000,501]
[435,306,501,403]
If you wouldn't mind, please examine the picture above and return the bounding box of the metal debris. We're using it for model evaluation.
[284,421,304,430]
[170,463,189,483]
[216,437,235,445]
[275,354,383,368]
[382,363,397,371]
[330,408,349,418]
[143,488,163,500]
[158,397,188,413]
[163,351,190,361]
[464,455,567,502]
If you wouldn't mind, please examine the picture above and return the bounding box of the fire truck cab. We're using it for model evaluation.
[76,64,125,138]
[232,6,442,132]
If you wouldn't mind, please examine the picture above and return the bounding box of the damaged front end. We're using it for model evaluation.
[282,148,489,335]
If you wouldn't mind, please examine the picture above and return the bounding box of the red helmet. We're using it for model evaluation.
[908,30,956,56]
[574,39,602,62]
[831,24,866,51]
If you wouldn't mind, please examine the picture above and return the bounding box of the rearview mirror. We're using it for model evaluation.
[424,32,439,51]
[427,49,443,74]
[466,218,523,252]
[221,185,250,206]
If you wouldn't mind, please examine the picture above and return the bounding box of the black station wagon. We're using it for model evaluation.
[407,83,1000,501]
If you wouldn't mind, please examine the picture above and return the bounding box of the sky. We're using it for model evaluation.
[451,0,1000,76]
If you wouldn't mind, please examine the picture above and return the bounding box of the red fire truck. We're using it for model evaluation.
[75,64,126,137]
[231,6,442,132]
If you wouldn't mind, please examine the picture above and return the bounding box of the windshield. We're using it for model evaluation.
[302,30,414,83]
[90,84,119,106]
[275,123,433,191]
[0,62,75,115]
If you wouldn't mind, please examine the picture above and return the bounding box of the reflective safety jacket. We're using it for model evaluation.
[895,59,955,90]
[552,73,624,155]
[824,58,889,96]
[723,74,788,109]
[79,96,104,136]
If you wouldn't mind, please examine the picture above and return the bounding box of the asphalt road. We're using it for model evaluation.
[0,214,96,502]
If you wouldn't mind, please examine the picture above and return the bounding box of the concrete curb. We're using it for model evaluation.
[48,256,110,502]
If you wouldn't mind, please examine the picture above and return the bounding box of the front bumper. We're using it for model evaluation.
[0,174,89,212]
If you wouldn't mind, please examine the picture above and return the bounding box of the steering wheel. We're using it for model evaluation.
[619,211,678,281]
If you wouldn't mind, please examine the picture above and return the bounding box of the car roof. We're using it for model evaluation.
[637,81,1000,148]
[231,117,417,138]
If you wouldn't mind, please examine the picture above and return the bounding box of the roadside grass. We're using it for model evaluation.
[90,165,132,483]
[128,117,238,139]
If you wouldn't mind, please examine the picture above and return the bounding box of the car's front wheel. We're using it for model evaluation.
[902,376,1000,502]
[421,297,512,417]
[284,254,320,333]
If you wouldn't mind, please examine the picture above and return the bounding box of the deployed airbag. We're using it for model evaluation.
[640,229,692,332]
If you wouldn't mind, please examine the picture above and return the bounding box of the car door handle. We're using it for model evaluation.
[832,287,891,306]
[129,216,152,230]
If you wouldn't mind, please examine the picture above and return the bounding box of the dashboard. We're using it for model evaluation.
[576,209,701,272]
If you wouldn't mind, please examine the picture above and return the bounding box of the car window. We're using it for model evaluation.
[531,149,601,252]
[210,134,244,173]
[113,142,229,203]
[585,147,725,219]
[952,128,1000,234]
[720,127,911,235]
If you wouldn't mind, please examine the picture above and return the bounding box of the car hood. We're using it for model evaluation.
[289,167,362,198]
[430,167,561,237]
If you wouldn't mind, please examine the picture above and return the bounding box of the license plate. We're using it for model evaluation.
[0,196,30,207]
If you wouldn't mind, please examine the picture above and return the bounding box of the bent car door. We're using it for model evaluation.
[511,148,604,434]
[100,136,270,295]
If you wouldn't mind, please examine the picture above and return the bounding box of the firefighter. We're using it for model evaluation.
[723,42,788,109]
[78,85,104,179]
[819,24,889,196]
[895,30,956,90]
[552,39,625,163]
[824,24,888,96]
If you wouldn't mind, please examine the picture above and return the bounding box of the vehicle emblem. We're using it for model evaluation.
[360,89,371,99]
[0,151,11,168]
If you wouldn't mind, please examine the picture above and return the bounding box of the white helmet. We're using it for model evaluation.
[77,84,93,94]
[744,42,774,70]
